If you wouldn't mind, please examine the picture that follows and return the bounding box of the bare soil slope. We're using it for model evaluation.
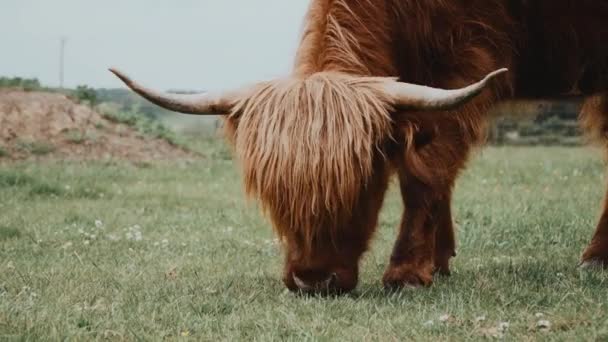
[0,89,193,161]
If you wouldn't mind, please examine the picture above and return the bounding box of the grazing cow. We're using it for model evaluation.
[111,0,608,294]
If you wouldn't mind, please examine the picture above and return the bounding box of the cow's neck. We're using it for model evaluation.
[293,0,396,77]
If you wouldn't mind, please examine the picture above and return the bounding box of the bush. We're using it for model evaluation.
[99,105,186,147]
[64,130,88,144]
[0,145,8,158]
[73,85,98,107]
[0,77,42,91]
[15,140,56,156]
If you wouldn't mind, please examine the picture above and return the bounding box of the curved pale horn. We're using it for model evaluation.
[109,68,242,115]
[383,68,509,110]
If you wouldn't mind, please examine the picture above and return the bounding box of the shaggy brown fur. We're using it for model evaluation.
[111,0,608,293]
[231,73,394,254]
[222,0,608,292]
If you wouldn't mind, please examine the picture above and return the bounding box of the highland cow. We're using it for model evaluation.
[111,0,608,294]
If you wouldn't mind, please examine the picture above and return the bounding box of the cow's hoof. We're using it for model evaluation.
[580,247,608,270]
[382,263,434,290]
[579,258,608,270]
[434,255,452,276]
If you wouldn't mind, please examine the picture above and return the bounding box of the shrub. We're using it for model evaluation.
[16,140,56,156]
[0,145,8,158]
[99,105,186,147]
[73,85,98,107]
[0,76,42,91]
[64,130,88,144]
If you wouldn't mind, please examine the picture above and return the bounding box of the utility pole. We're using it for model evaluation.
[59,37,67,89]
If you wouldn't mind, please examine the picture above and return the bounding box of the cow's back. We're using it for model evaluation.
[513,0,608,97]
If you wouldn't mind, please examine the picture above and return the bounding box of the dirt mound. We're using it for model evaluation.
[0,89,194,162]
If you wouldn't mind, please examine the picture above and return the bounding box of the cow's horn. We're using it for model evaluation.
[109,68,242,115]
[383,68,508,110]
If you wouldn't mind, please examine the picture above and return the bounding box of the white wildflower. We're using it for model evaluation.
[95,220,103,229]
[423,320,434,327]
[534,312,545,318]
[536,320,551,331]
[439,314,451,323]
[107,234,120,241]
[498,322,510,333]
[475,315,486,323]
[126,225,143,241]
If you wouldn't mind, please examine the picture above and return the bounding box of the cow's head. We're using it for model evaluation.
[110,68,506,294]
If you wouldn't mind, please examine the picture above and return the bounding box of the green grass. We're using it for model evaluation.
[1,142,608,340]
[0,169,107,199]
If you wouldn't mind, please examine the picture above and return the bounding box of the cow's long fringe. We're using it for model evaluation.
[231,72,393,252]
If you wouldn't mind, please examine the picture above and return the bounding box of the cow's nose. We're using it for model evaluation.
[292,272,337,293]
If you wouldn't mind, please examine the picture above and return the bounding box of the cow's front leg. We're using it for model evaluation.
[580,94,608,267]
[383,176,438,288]
[581,187,608,268]
[433,196,456,275]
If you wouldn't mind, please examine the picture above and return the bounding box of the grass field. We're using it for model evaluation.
[1,140,608,341]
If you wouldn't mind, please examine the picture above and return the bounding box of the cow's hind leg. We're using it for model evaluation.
[580,93,608,267]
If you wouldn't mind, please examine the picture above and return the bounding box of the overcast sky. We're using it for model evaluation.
[0,0,310,91]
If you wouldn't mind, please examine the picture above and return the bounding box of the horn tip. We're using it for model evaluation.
[108,67,123,77]
[489,68,509,78]
[108,68,132,86]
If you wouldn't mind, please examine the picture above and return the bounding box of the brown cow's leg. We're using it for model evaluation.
[383,174,440,288]
[382,64,504,287]
[433,195,456,275]
[580,94,608,267]
[581,194,608,267]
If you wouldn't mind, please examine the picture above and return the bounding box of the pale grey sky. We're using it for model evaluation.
[0,0,310,91]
